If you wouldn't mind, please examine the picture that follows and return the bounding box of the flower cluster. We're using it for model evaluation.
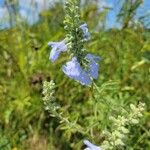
[101,102,145,150]
[48,0,101,86]
[42,81,59,115]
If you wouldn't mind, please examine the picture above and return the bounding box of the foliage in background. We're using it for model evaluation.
[0,0,150,149]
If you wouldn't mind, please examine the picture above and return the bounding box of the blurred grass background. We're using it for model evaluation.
[0,0,150,149]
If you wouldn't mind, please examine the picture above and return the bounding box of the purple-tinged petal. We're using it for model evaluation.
[80,23,91,41]
[48,40,67,62]
[48,42,59,48]
[86,54,101,79]
[49,47,60,62]
[62,57,92,86]
[84,140,101,150]
[62,57,81,77]
[86,54,101,63]
[78,71,92,85]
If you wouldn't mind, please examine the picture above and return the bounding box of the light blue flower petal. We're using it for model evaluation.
[49,47,60,62]
[62,57,92,86]
[48,42,59,48]
[78,71,92,85]
[86,54,101,79]
[86,54,101,63]
[80,23,91,41]
[62,57,81,77]
[48,40,67,62]
[84,148,91,150]
[84,140,101,150]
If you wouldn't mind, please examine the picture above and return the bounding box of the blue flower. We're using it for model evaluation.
[85,54,101,79]
[84,140,101,150]
[80,23,91,41]
[62,57,92,86]
[62,54,100,86]
[48,40,67,62]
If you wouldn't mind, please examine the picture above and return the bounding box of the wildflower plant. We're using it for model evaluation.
[48,0,101,86]
[101,102,145,150]
[43,0,147,150]
[42,80,86,140]
[0,0,149,149]
[42,80,59,116]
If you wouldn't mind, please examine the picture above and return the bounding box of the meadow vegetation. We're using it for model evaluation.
[0,0,150,149]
